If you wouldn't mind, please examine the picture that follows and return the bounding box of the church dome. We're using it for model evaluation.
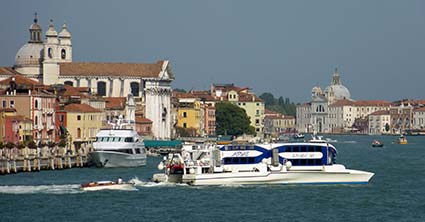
[324,84,351,100]
[15,43,44,66]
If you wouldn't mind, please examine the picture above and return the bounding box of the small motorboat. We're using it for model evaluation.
[371,140,384,147]
[80,180,135,191]
[397,135,408,145]
[293,133,305,139]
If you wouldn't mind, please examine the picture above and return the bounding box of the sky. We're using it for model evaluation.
[1,0,424,102]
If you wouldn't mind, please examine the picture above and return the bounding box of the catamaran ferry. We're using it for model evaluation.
[152,138,374,185]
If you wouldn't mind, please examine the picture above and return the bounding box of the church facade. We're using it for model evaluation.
[1,14,174,139]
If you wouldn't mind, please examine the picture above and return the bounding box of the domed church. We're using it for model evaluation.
[296,68,352,134]
[1,14,174,139]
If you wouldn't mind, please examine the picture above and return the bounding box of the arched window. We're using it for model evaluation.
[61,49,66,59]
[97,81,106,96]
[64,81,73,86]
[35,100,38,109]
[48,48,53,58]
[130,82,139,96]
[35,116,38,126]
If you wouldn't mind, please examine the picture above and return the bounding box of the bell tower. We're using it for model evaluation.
[58,22,72,62]
[43,19,60,85]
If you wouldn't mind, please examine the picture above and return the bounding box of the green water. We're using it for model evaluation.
[0,135,424,222]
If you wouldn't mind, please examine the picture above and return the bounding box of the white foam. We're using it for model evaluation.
[0,184,82,195]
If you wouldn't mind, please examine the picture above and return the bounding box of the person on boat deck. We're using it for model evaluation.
[117,177,123,184]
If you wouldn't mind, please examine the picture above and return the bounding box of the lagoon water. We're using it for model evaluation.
[1,135,424,222]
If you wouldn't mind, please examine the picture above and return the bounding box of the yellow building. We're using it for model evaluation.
[175,95,202,137]
[228,89,265,136]
[64,103,103,150]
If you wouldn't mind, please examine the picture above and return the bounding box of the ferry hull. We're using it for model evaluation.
[90,151,146,168]
[182,166,374,186]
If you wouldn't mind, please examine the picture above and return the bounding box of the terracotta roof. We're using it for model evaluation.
[283,115,295,119]
[0,108,16,112]
[414,107,425,112]
[136,116,152,123]
[369,110,390,115]
[62,85,90,98]
[175,92,197,99]
[64,103,102,113]
[0,74,40,86]
[238,92,262,102]
[330,99,355,107]
[353,100,391,106]
[0,67,21,76]
[59,61,165,77]
[104,97,126,109]
[6,115,32,122]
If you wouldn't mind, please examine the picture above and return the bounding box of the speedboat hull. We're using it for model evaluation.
[90,151,146,168]
[182,165,374,186]
[80,181,134,191]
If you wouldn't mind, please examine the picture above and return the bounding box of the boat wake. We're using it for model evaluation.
[129,177,188,188]
[0,184,82,195]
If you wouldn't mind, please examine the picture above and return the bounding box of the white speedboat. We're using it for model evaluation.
[90,117,147,167]
[153,141,374,186]
[80,181,134,191]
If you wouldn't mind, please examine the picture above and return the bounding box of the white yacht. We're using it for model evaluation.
[90,118,147,168]
[153,140,374,186]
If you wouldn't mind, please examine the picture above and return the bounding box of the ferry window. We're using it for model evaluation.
[224,158,231,164]
[248,157,255,163]
[300,159,307,165]
[125,137,134,142]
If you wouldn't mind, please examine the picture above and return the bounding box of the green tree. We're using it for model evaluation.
[216,102,255,137]
[259,93,276,106]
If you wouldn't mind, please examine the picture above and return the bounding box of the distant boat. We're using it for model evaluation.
[293,133,305,139]
[396,135,408,145]
[371,140,384,147]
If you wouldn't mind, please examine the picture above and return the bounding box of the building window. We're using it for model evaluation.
[130,82,139,96]
[77,115,81,121]
[77,128,81,138]
[183,123,187,128]
[64,81,73,86]
[183,112,187,118]
[48,48,53,58]
[61,49,66,59]
[10,100,14,108]
[2,100,5,108]
[97,81,106,96]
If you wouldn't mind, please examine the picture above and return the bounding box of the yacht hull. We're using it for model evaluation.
[90,151,146,168]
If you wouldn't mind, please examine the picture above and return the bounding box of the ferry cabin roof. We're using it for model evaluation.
[218,143,337,167]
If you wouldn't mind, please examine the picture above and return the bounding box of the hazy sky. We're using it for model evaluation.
[1,0,424,102]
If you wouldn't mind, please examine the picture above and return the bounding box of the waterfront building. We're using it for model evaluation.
[368,110,391,135]
[0,108,17,143]
[264,109,295,138]
[4,115,32,143]
[412,107,425,130]
[135,110,153,137]
[296,69,391,133]
[0,76,57,143]
[0,14,174,139]
[210,84,264,136]
[389,101,414,134]
[63,103,102,151]
[104,95,136,126]
[296,69,351,133]
[174,93,203,137]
